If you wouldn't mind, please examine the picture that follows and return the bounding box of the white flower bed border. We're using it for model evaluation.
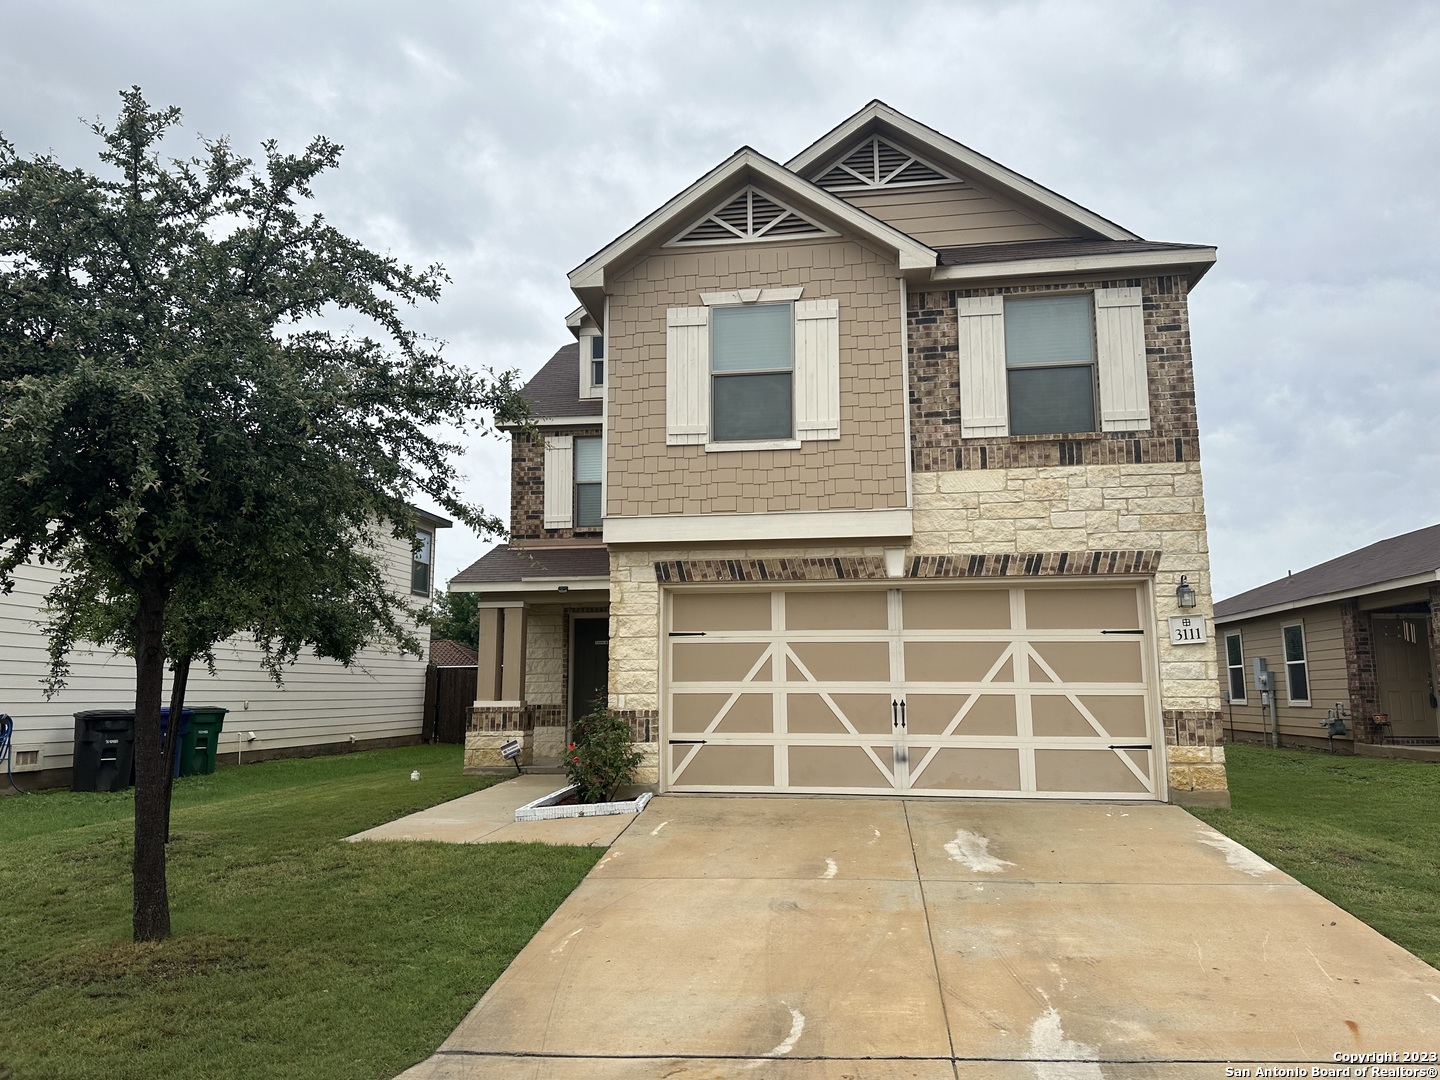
[514,785,654,822]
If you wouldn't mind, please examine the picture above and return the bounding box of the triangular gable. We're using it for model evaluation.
[667,185,837,247]
[788,101,1140,241]
[813,135,959,192]
[568,148,937,313]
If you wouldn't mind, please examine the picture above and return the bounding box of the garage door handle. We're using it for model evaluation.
[668,739,707,745]
[891,700,898,728]
[1109,744,1152,750]
[899,700,906,729]
[668,631,706,637]
[1101,629,1145,635]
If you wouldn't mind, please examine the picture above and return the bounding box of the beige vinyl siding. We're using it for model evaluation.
[1,531,429,774]
[606,238,907,519]
[838,183,1074,248]
[1214,603,1349,744]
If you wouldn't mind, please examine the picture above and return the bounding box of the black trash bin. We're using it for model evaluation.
[72,710,136,792]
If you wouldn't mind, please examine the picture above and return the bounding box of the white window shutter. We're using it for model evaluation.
[794,298,840,440]
[956,295,1008,437]
[1094,287,1151,431]
[666,306,710,445]
[543,434,573,529]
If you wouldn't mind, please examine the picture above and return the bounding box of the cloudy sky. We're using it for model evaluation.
[4,1,1436,601]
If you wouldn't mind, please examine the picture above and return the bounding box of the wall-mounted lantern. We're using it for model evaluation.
[1175,575,1197,609]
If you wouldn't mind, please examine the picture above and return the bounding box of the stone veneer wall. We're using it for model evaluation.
[610,467,1225,800]
[509,426,604,542]
[524,606,566,706]
[908,276,1200,472]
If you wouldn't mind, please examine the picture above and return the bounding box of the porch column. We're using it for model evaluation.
[500,602,528,702]
[1341,600,1382,742]
[1429,586,1440,721]
[475,606,502,701]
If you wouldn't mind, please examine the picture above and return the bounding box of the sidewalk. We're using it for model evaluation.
[347,774,641,847]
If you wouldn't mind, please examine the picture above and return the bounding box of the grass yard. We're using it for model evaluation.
[1192,743,1440,969]
[0,745,604,1080]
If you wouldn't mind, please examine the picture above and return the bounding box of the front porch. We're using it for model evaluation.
[448,542,612,772]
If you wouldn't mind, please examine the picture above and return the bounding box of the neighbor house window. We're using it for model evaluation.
[1224,632,1247,704]
[711,303,792,442]
[411,529,433,596]
[573,435,602,528]
[1004,294,1097,436]
[1282,623,1310,705]
[590,334,604,387]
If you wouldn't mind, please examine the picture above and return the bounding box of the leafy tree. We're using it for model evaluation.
[427,587,481,647]
[0,89,525,941]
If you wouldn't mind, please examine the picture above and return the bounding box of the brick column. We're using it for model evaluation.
[1341,600,1382,742]
[1429,586,1440,721]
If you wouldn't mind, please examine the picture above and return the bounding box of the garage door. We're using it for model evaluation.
[665,584,1161,800]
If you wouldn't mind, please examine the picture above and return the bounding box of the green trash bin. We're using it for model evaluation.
[178,706,227,776]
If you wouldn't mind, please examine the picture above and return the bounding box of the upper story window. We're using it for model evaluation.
[955,286,1149,440]
[411,528,433,596]
[590,334,604,387]
[573,435,602,528]
[711,303,793,442]
[1003,295,1097,436]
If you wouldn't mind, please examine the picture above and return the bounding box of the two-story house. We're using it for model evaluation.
[451,102,1228,806]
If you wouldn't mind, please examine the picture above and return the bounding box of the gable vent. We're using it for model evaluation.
[814,135,957,191]
[669,186,834,247]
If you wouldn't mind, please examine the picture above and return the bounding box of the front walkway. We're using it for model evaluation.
[396,795,1440,1078]
[347,774,635,847]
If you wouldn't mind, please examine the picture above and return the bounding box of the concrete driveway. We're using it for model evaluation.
[399,796,1440,1079]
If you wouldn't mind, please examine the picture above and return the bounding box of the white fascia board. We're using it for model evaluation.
[567,148,936,292]
[928,247,1217,286]
[501,415,604,431]
[565,305,589,338]
[786,101,1139,242]
[604,507,913,545]
[1212,570,1440,625]
[449,577,611,595]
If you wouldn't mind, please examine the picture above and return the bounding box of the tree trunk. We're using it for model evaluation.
[132,581,171,942]
[163,655,192,843]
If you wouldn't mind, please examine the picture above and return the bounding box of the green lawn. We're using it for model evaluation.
[1192,743,1440,968]
[0,745,603,1080]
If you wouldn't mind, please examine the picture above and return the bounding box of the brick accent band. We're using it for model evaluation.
[468,703,564,734]
[908,550,1161,579]
[1163,709,1224,748]
[656,550,1160,584]
[615,709,659,743]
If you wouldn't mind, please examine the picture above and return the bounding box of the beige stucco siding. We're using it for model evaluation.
[605,239,908,518]
[1215,604,1349,743]
[840,183,1073,248]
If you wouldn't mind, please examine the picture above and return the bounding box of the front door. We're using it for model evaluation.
[571,617,610,727]
[1375,616,1438,739]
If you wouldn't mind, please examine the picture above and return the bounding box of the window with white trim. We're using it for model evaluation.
[573,435,602,527]
[712,303,793,442]
[1004,295,1097,436]
[1224,631,1247,704]
[1282,623,1310,705]
[956,287,1150,440]
[411,529,433,597]
[665,290,840,449]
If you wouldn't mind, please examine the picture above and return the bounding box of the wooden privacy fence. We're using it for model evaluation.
[422,665,476,744]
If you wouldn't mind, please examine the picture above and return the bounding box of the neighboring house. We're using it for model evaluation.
[1,509,449,787]
[451,101,1227,805]
[430,639,480,668]
[1214,524,1440,752]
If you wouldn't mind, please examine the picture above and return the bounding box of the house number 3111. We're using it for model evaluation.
[1168,616,1207,645]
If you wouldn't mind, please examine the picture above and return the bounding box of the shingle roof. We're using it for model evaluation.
[429,639,479,667]
[515,344,602,421]
[935,238,1213,266]
[450,544,610,585]
[1214,523,1440,620]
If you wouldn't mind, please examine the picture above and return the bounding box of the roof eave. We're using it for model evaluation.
[1214,569,1440,624]
[448,576,611,595]
[786,101,1140,243]
[928,247,1218,288]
